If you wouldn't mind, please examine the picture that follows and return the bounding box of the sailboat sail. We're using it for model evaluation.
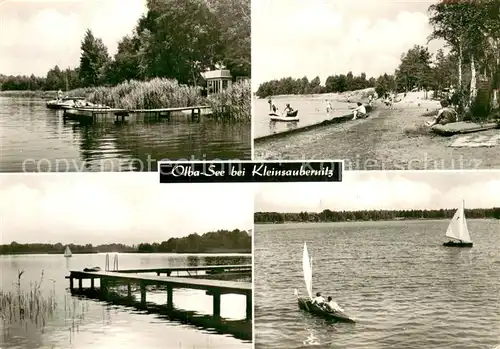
[64,246,72,257]
[445,201,471,242]
[302,242,313,299]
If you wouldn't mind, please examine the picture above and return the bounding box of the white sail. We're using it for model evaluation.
[445,201,472,242]
[302,242,313,299]
[64,246,72,257]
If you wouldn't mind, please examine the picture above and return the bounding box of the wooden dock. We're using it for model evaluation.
[131,105,211,118]
[67,267,252,320]
[63,105,211,122]
[115,264,252,276]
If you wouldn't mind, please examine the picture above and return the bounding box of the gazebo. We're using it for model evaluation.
[202,69,232,95]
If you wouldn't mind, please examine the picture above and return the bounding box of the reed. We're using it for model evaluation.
[0,270,57,335]
[66,78,204,110]
[206,79,251,121]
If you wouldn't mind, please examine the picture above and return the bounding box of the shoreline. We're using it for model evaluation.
[254,98,500,169]
[0,250,252,256]
[254,217,498,224]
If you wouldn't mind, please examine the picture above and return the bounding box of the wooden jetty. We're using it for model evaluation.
[131,105,211,118]
[114,264,252,276]
[66,267,252,320]
[63,105,211,122]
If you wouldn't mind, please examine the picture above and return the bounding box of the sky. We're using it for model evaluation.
[0,173,254,245]
[0,0,147,76]
[252,0,446,91]
[255,171,500,212]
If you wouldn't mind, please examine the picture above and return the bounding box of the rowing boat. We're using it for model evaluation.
[269,110,299,121]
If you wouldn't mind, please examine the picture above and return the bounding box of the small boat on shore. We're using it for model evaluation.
[443,200,473,247]
[269,110,299,121]
[295,242,355,323]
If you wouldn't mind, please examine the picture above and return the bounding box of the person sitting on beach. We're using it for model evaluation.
[425,99,458,127]
[325,99,332,113]
[326,296,344,313]
[368,95,373,106]
[352,102,367,120]
[312,292,325,305]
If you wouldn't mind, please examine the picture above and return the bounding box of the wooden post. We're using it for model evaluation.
[140,282,146,305]
[127,283,132,297]
[157,272,160,276]
[90,278,95,290]
[101,278,108,296]
[191,108,195,117]
[78,278,82,291]
[212,291,221,320]
[166,271,171,276]
[69,277,74,291]
[246,293,252,321]
[167,285,173,309]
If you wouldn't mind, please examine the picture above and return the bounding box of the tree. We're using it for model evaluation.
[79,29,111,87]
[395,45,433,92]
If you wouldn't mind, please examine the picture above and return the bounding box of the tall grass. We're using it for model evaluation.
[67,78,204,110]
[0,270,57,336]
[206,79,251,121]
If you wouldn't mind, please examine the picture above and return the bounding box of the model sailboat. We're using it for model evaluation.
[443,200,473,247]
[64,245,72,257]
[295,242,355,323]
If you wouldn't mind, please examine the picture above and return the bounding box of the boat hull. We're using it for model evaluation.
[297,297,355,323]
[443,241,473,247]
[269,113,299,122]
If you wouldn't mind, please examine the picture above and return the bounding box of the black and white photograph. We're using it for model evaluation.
[0,0,251,172]
[0,173,253,349]
[253,171,500,348]
[252,0,500,170]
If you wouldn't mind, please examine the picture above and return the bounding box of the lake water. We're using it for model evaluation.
[0,97,251,172]
[0,253,252,349]
[254,220,500,349]
[253,97,354,139]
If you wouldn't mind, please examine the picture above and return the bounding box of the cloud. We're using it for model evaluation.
[254,171,500,212]
[252,0,442,91]
[0,0,146,76]
[0,174,253,245]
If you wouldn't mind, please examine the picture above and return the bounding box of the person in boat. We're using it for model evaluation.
[352,102,367,120]
[312,292,325,305]
[283,103,294,116]
[57,89,63,100]
[326,296,344,313]
[425,99,458,127]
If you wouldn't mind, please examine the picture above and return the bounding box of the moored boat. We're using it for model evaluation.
[443,200,473,247]
[46,97,86,110]
[269,110,300,121]
[295,242,356,323]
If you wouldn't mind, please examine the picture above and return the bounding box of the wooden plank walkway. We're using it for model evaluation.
[115,264,252,275]
[131,105,210,113]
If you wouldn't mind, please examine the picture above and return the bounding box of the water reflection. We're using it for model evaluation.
[0,97,251,172]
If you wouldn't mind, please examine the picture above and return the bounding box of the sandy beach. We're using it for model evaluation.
[254,92,500,170]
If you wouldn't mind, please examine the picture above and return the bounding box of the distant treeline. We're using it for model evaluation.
[0,229,251,255]
[254,208,500,223]
[256,72,376,98]
[0,0,249,91]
